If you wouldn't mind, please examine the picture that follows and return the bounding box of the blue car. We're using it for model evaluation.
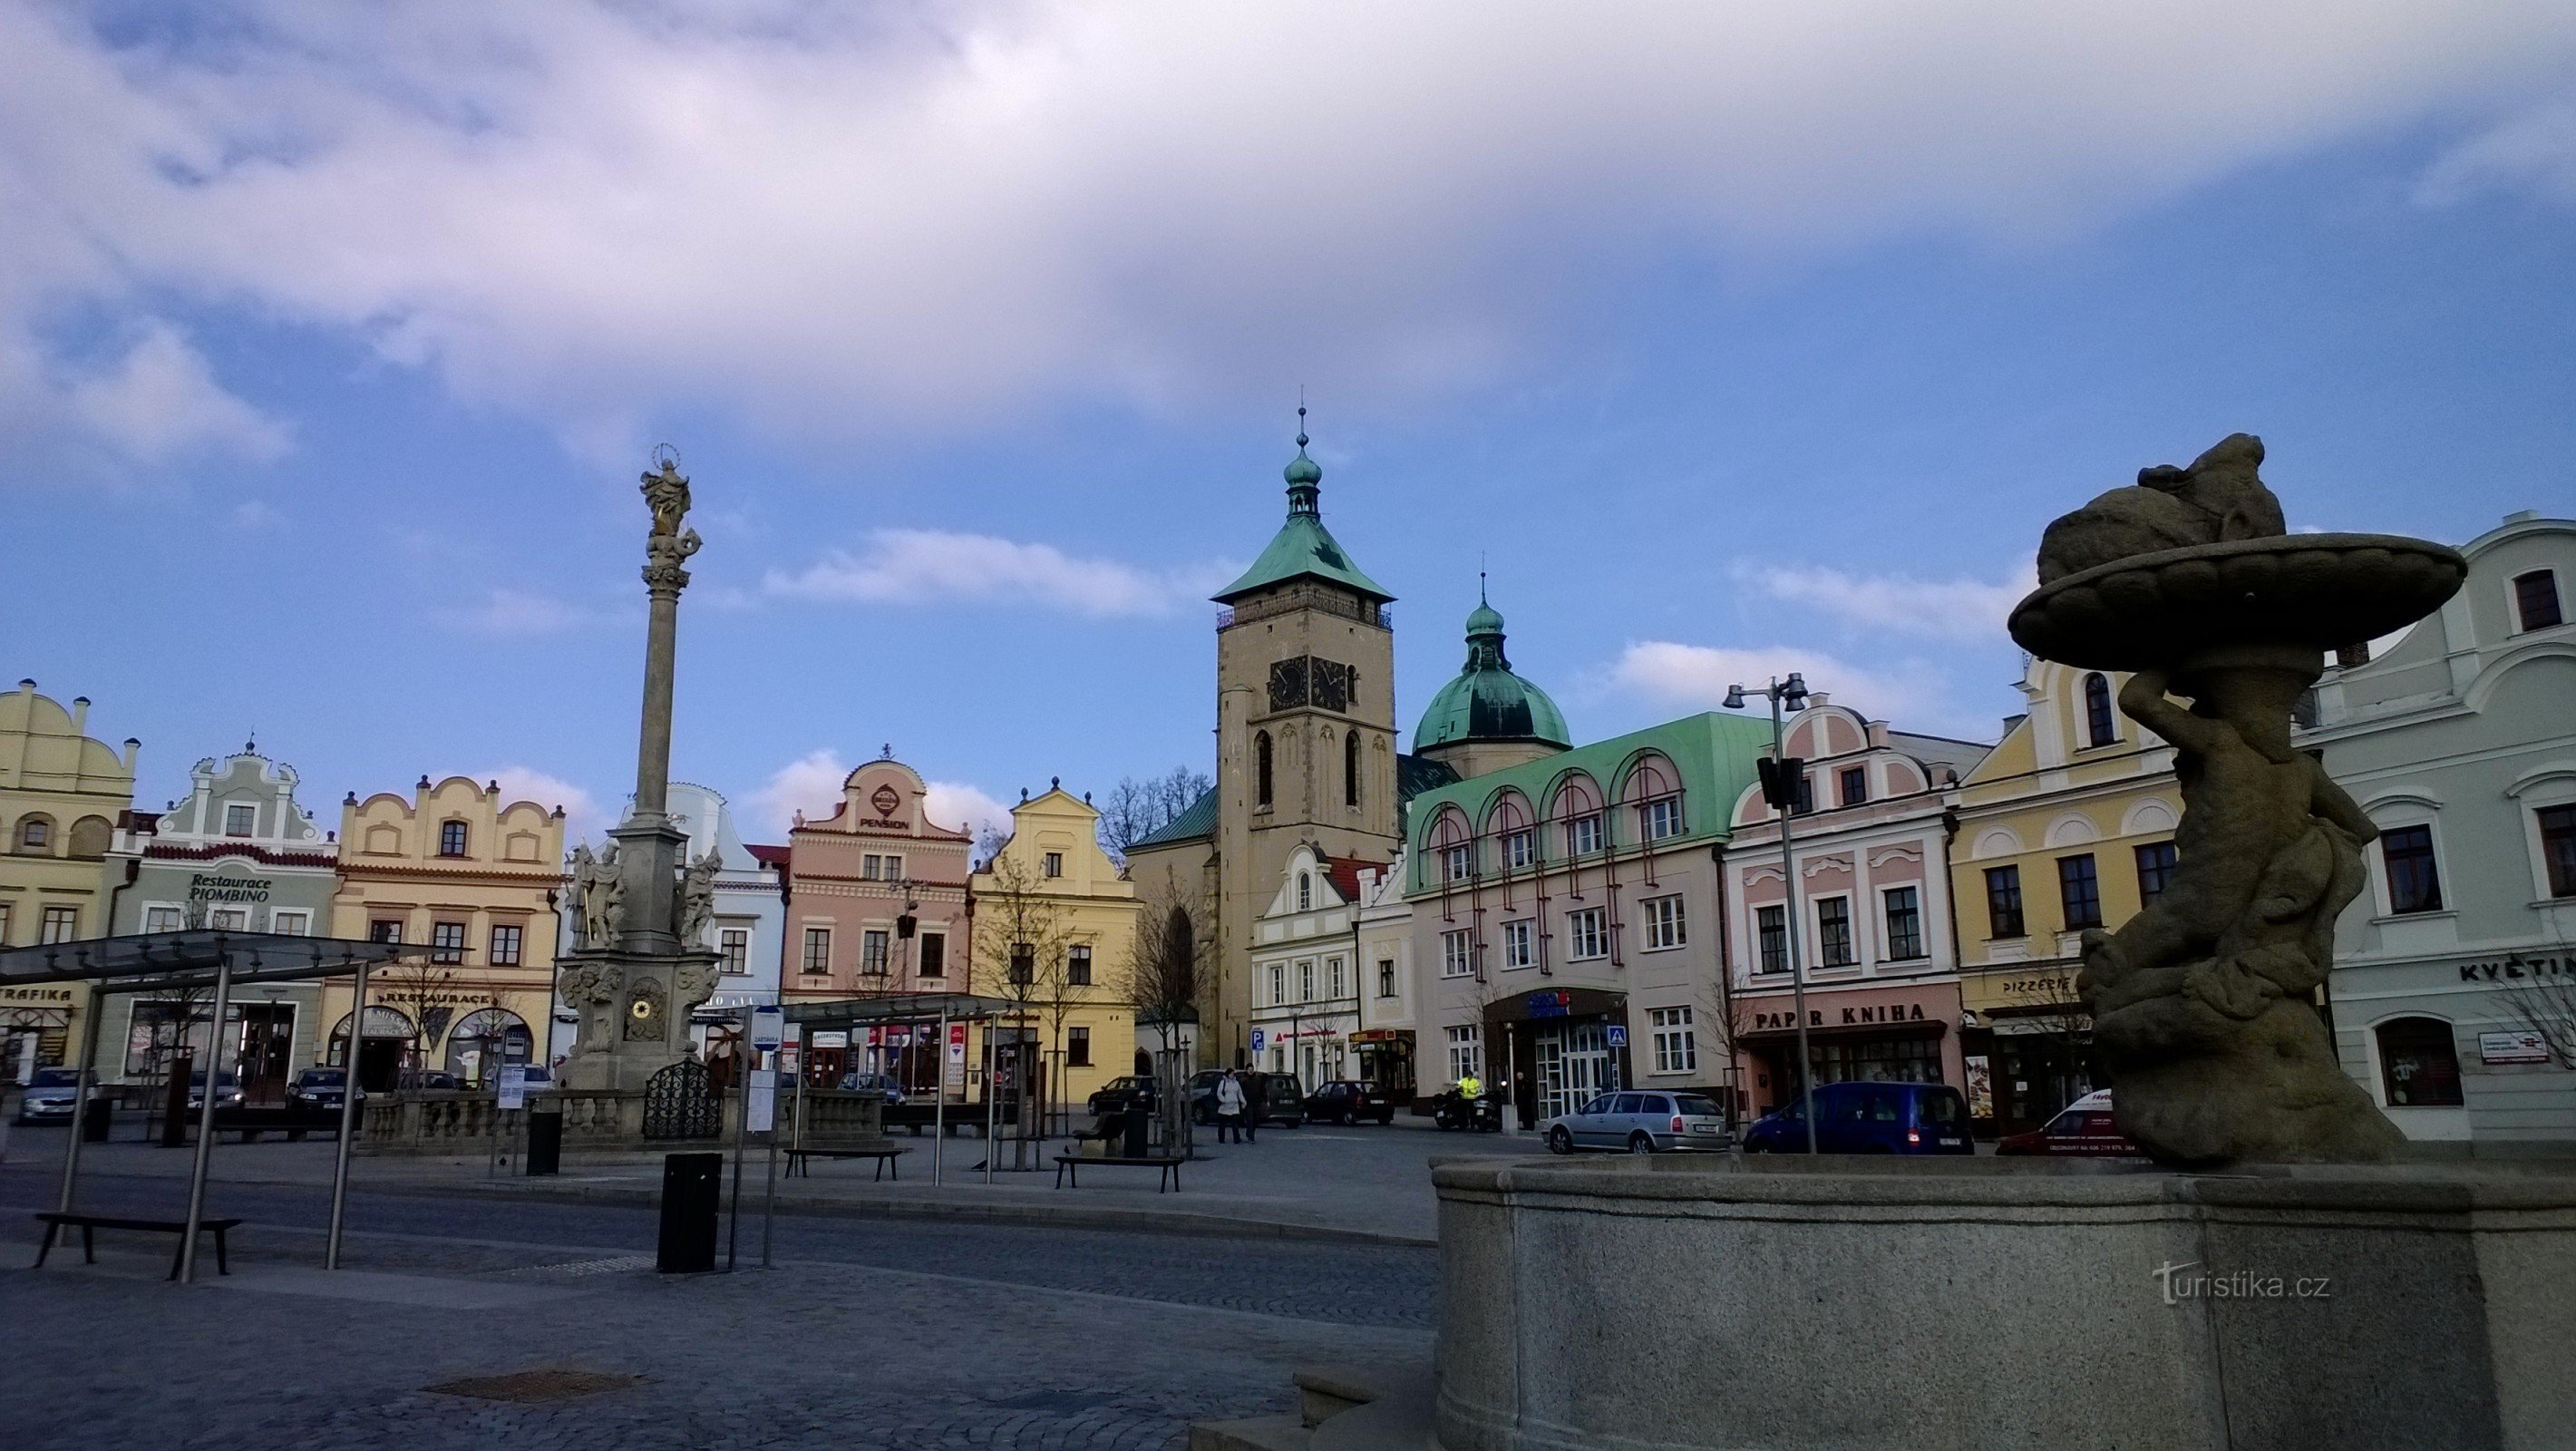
[1742,1080,1973,1154]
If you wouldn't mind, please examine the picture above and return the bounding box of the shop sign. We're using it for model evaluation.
[188,872,271,903]
[2478,1031,2552,1066]
[1753,1002,1931,1032]
[1965,1056,1994,1118]
[2457,954,2574,985]
[0,986,76,1007]
[1526,989,1572,1018]
[812,1031,848,1048]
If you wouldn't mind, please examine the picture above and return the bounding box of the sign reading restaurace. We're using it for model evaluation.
[187,872,272,903]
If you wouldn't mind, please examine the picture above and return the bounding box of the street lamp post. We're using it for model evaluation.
[1724,673,1818,1154]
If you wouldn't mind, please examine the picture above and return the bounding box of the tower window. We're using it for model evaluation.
[1345,731,1361,808]
[1256,732,1273,808]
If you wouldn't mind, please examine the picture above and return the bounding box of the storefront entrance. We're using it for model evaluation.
[231,1002,296,1105]
[1485,987,1632,1130]
[1535,1022,1616,1122]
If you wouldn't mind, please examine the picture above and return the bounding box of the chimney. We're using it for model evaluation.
[70,696,90,734]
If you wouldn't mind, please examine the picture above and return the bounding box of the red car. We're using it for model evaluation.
[1995,1090,2141,1157]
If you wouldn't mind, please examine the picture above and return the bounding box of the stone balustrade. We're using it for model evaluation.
[355,1085,886,1154]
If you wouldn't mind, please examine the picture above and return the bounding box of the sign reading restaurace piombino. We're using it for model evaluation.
[186,872,273,904]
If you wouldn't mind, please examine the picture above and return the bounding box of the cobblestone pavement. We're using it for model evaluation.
[0,1158,1434,1448]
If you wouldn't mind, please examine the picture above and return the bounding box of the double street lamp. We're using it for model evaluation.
[1723,672,1819,1154]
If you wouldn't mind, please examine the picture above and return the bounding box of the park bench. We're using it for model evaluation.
[209,1106,345,1143]
[32,1212,242,1280]
[1052,1153,1183,1193]
[783,1146,907,1182]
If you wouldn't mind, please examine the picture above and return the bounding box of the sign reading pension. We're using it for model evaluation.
[187,872,273,904]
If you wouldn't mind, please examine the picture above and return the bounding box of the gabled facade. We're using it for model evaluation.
[1249,842,1375,1091]
[975,785,1142,1108]
[0,680,136,1078]
[2302,510,2576,1150]
[1351,850,1418,1103]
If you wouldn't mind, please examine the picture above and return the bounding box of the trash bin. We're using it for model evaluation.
[656,1151,723,1273]
[81,1095,112,1143]
[1121,1107,1150,1158]
[525,1110,563,1176]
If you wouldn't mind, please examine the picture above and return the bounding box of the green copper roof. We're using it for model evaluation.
[1213,427,1393,605]
[1127,784,1218,849]
[1414,595,1570,750]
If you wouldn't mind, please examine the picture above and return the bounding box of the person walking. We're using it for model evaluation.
[1239,1069,1265,1144]
[1214,1069,1247,1144]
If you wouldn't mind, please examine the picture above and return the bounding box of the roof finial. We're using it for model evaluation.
[1297,385,1307,448]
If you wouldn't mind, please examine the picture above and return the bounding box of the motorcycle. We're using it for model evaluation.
[1434,1089,1504,1133]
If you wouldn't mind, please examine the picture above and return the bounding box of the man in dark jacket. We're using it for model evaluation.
[1239,1069,1266,1144]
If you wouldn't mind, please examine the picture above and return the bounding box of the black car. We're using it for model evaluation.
[1303,1079,1395,1125]
[1250,1072,1306,1127]
[1086,1076,1158,1117]
[286,1067,350,1112]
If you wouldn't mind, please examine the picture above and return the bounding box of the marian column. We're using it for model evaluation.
[557,451,724,1094]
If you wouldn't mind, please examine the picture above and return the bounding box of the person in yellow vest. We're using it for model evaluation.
[1457,1071,1482,1100]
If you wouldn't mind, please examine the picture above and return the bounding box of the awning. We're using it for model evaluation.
[1349,1028,1414,1044]
[0,929,438,992]
[779,993,1022,1028]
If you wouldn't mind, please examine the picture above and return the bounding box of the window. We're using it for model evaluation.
[720,929,749,974]
[146,906,184,933]
[1327,957,1346,998]
[802,928,831,974]
[2376,1018,2464,1107]
[210,908,248,931]
[1567,813,1603,855]
[1067,944,1093,986]
[1008,942,1035,985]
[918,932,947,979]
[1985,866,2026,939]
[1756,904,1787,973]
[1043,852,1064,879]
[0,904,9,942]
[1256,731,1274,808]
[1838,767,1868,807]
[490,923,523,967]
[1298,959,1317,1000]
[1441,930,1473,978]
[369,920,403,945]
[1792,773,1814,815]
[1502,829,1536,870]
[224,803,256,837]
[1816,897,1855,967]
[1640,894,1686,950]
[1565,907,1607,959]
[1642,795,1684,841]
[2515,570,2563,631]
[861,930,890,977]
[862,854,882,880]
[19,817,50,850]
[2083,673,2118,747]
[270,910,310,937]
[1443,844,1473,882]
[880,853,902,880]
[41,906,80,942]
[2542,805,2576,899]
[2134,841,2178,905]
[430,920,467,964]
[2382,825,2444,914]
[1298,872,1312,910]
[2057,854,2103,930]
[1445,1025,1482,1085]
[1346,730,1361,808]
[1377,959,1397,998]
[1066,1026,1092,1066]
[1882,886,1923,960]
[1269,963,1287,1005]
[1650,1007,1697,1075]
[437,820,469,857]
[1501,920,1535,969]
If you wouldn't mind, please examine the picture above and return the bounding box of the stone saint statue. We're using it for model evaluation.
[581,841,624,948]
[675,851,722,946]
[2009,433,2464,1164]
[558,961,621,1056]
[642,458,692,538]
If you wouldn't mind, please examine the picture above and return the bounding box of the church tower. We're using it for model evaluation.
[1209,414,1401,1062]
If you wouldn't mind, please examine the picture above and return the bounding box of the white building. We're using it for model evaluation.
[1351,848,1420,1106]
[2303,510,2576,1151]
[1249,842,1378,1092]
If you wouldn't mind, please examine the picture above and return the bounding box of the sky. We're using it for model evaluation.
[10,3,2576,847]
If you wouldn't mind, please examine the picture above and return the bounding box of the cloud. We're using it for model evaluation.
[751,749,850,836]
[7,4,2576,456]
[53,323,292,467]
[478,765,605,842]
[2418,89,2576,206]
[1734,560,2036,641]
[924,781,1014,845]
[763,529,1233,618]
[1606,640,1960,734]
[438,587,634,637]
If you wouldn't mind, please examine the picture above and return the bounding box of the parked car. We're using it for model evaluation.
[1251,1072,1306,1126]
[1741,1080,1973,1155]
[185,1071,245,1112]
[1995,1089,2138,1157]
[837,1071,906,1105]
[1304,1079,1396,1125]
[15,1067,83,1124]
[397,1069,462,1092]
[1543,1090,1732,1154]
[1088,1075,1159,1118]
[285,1067,350,1112]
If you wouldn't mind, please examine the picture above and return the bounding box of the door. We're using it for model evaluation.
[1567,1092,1613,1146]
[1559,1022,1613,1120]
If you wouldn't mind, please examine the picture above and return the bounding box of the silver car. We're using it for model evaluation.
[1543,1090,1733,1154]
[15,1067,83,1124]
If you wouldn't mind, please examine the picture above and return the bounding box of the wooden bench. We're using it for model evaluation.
[1053,1153,1182,1193]
[783,1146,906,1182]
[33,1212,243,1280]
[210,1108,346,1144]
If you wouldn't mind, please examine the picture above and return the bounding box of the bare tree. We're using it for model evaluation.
[1096,766,1213,862]
[1132,896,1207,1154]
[376,956,464,1086]
[1696,960,1758,1132]
[973,852,1074,1164]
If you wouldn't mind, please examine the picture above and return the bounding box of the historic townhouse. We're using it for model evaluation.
[976,785,1142,1112]
[1351,849,1418,1105]
[0,680,135,1078]
[1249,842,1374,1092]
[1722,701,1989,1121]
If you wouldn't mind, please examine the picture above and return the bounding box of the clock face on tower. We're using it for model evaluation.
[1269,656,1309,712]
[1311,658,1352,713]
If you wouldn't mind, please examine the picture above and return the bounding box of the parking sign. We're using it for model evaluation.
[1249,1028,1267,1055]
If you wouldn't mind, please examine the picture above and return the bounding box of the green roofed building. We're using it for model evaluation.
[1412,588,1571,781]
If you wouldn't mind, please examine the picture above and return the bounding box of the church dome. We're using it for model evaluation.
[1414,592,1570,750]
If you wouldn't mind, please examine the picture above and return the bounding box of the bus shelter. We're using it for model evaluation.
[0,929,440,1282]
[779,993,1022,1185]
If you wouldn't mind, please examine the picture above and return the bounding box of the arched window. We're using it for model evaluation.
[1256,732,1274,808]
[2083,673,2117,748]
[438,819,471,857]
[67,815,113,858]
[1345,730,1361,808]
[17,814,54,852]
[1298,872,1312,910]
[2376,1018,2464,1107]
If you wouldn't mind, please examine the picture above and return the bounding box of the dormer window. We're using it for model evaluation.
[437,820,469,857]
[1298,872,1312,910]
[225,803,256,837]
[1044,852,1064,879]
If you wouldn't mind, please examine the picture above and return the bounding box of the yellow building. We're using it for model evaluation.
[0,680,137,1075]
[322,775,566,1088]
[972,785,1143,1116]
[1946,660,2180,1135]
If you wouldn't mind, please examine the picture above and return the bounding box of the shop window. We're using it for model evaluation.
[1565,907,1607,959]
[1066,1027,1092,1067]
[2134,841,2178,905]
[1882,886,1923,960]
[2514,570,2562,631]
[1640,895,1686,950]
[1756,905,1787,973]
[2381,826,2444,914]
[224,803,256,837]
[2083,673,2118,747]
[1067,944,1093,986]
[437,820,469,857]
[2376,1018,2464,1107]
[1985,866,2026,939]
[430,920,467,964]
[1441,930,1473,978]
[2057,854,2103,930]
[1839,766,1868,807]
[802,928,831,974]
[490,924,523,967]
[2536,805,2576,899]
